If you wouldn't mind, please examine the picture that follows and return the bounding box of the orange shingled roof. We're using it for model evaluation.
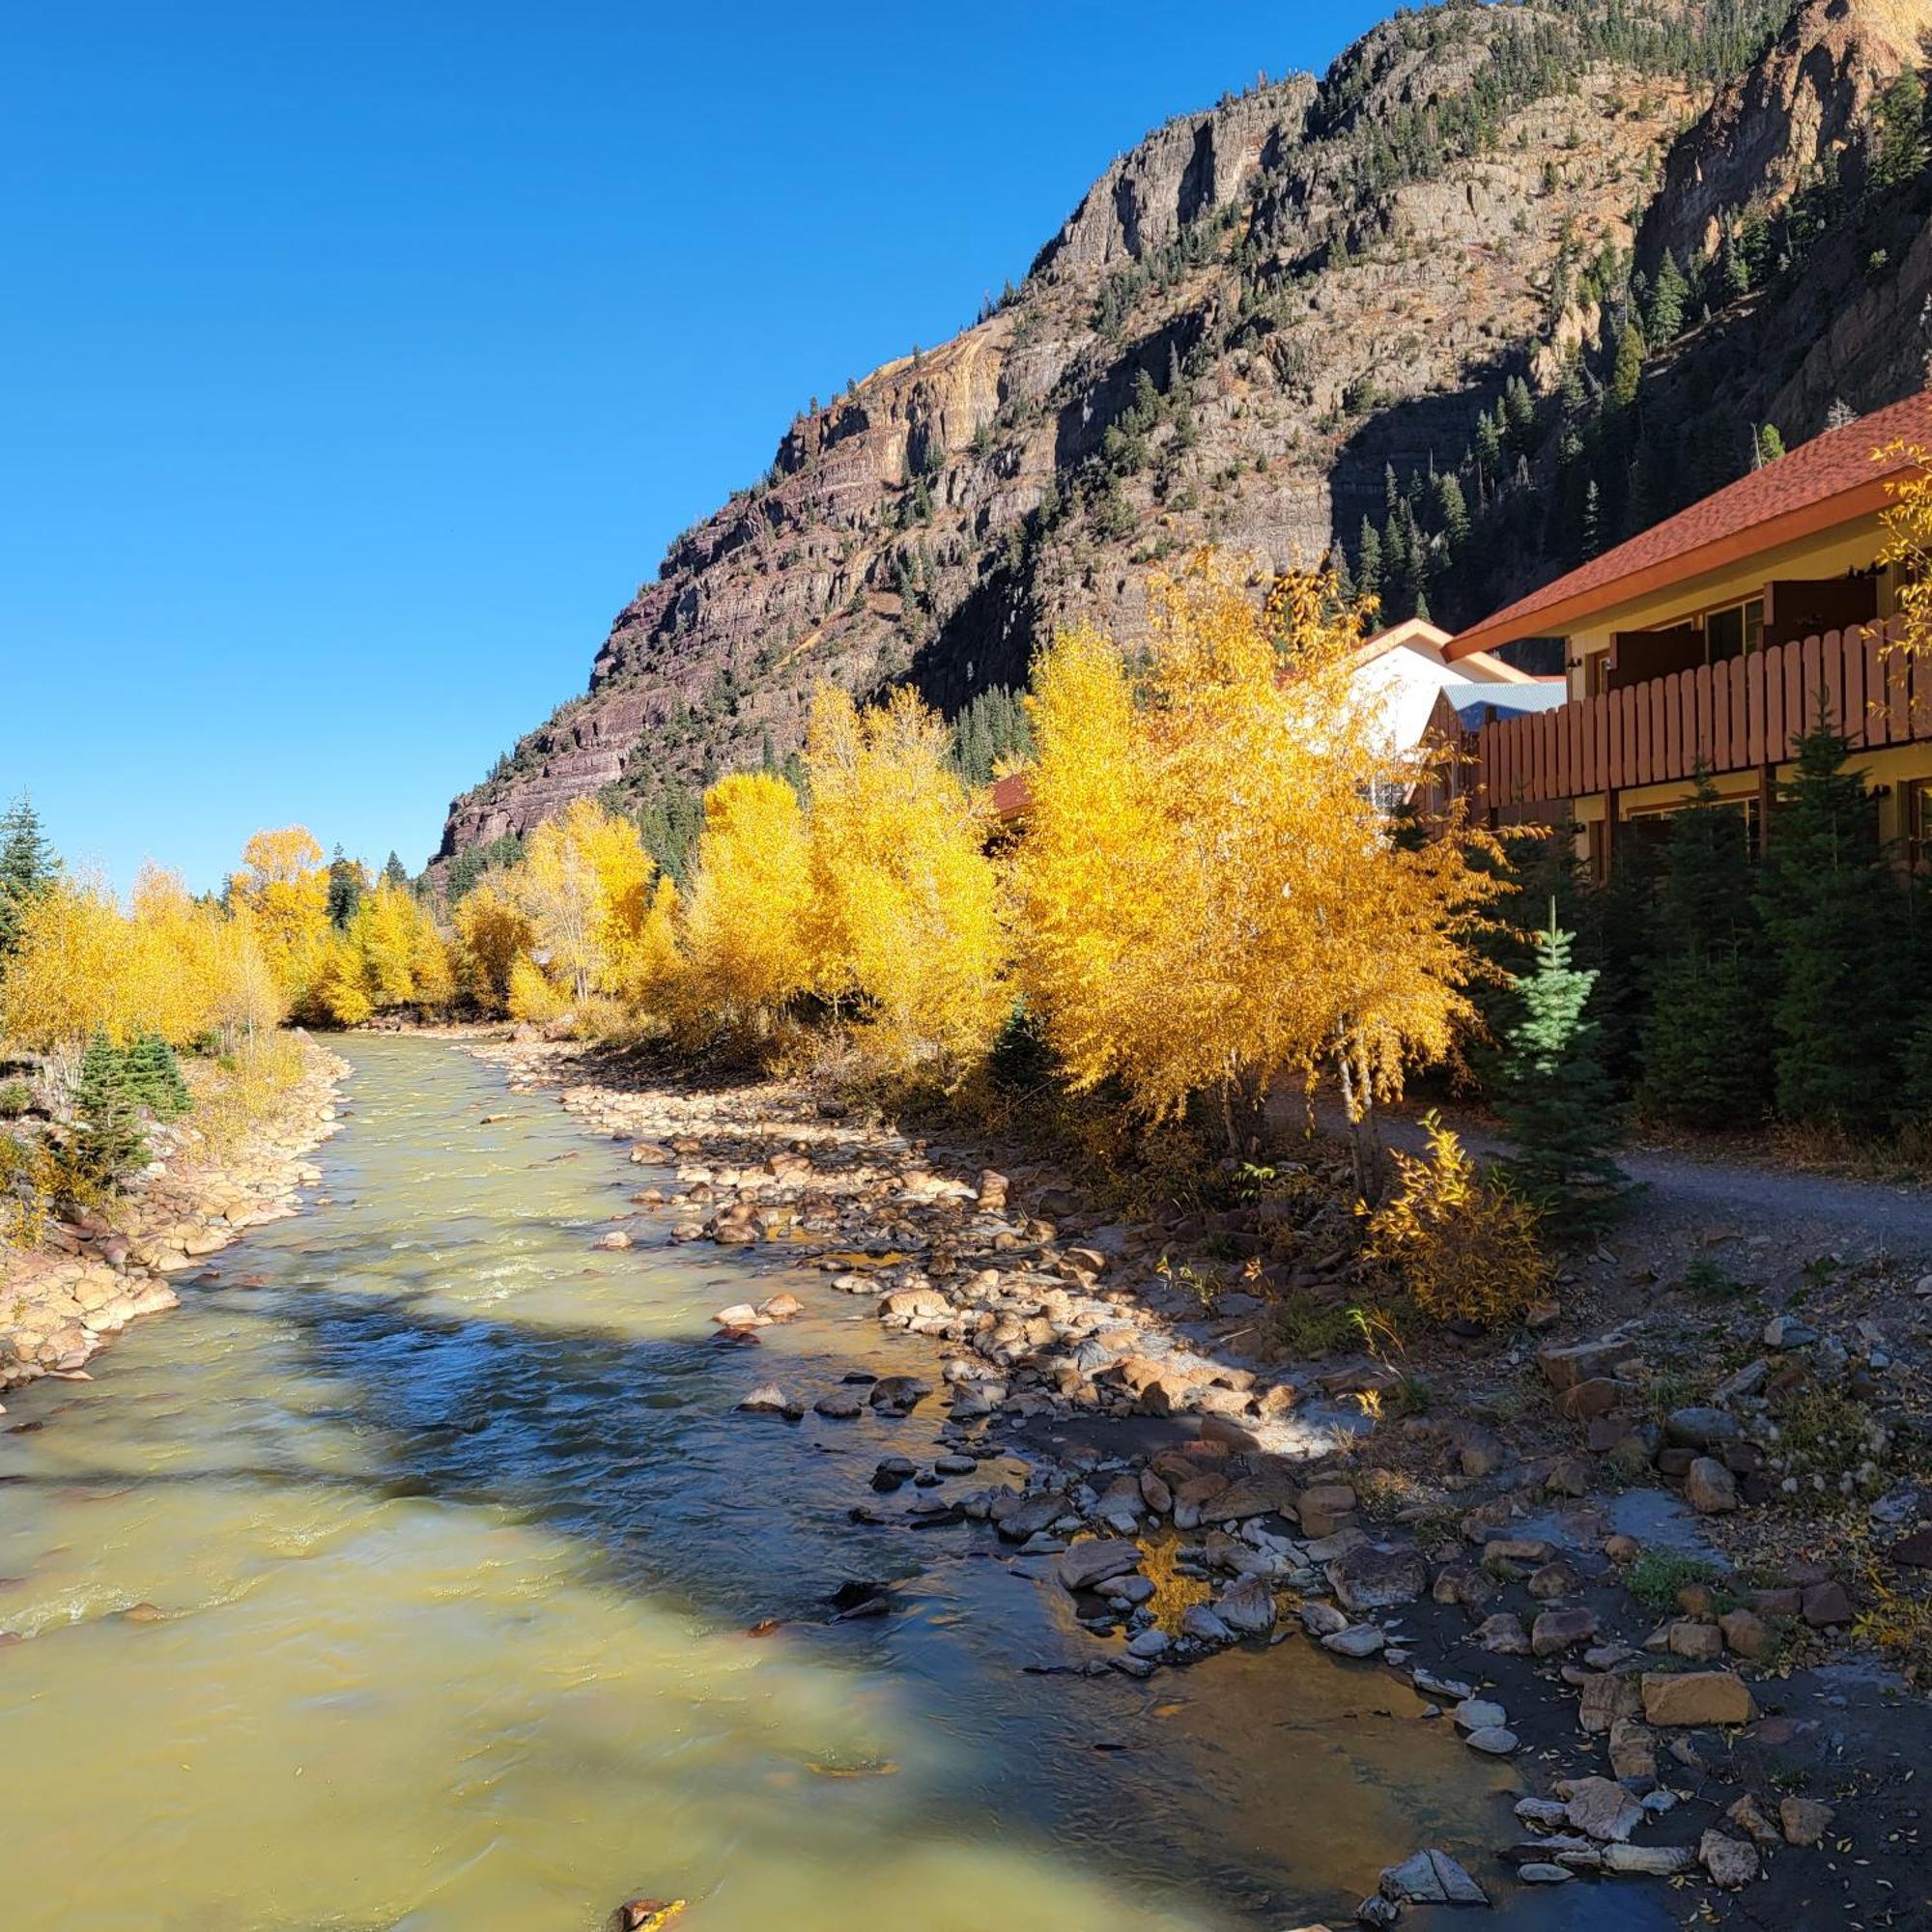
[1446,387,1932,661]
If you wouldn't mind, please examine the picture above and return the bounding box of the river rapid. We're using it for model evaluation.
[0,1037,1665,1930]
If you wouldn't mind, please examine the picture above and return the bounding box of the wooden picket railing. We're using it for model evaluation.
[1474,618,1923,814]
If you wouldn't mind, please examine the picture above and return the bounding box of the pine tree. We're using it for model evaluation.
[127,1032,192,1121]
[1327,542,1356,607]
[1646,250,1689,343]
[383,851,410,890]
[1580,476,1604,557]
[327,846,363,930]
[72,1033,146,1184]
[1610,319,1646,410]
[0,794,58,959]
[1635,773,1773,1126]
[1755,714,1905,1128]
[1357,517,1383,605]
[1496,911,1627,1237]
[1434,471,1470,548]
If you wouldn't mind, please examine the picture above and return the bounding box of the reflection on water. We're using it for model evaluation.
[0,1038,1665,1930]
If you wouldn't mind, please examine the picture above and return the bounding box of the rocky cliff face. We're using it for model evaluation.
[440,0,1932,860]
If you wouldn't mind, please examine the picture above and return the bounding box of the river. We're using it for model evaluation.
[0,1037,1668,1929]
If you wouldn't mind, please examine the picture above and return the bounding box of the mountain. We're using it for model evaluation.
[439,0,1932,867]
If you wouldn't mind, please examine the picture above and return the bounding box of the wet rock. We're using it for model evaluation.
[812,1389,864,1420]
[1515,1863,1573,1885]
[592,1230,633,1250]
[1059,1540,1143,1593]
[996,1492,1071,1543]
[1322,1624,1386,1659]
[1699,1829,1760,1889]
[738,1382,803,1419]
[1463,1724,1518,1755]
[1215,1575,1277,1634]
[1327,1545,1425,1612]
[1181,1604,1233,1643]
[1641,1669,1754,1726]
[1452,1698,1506,1731]
[867,1376,931,1416]
[612,1899,686,1932]
[1125,1626,1170,1660]
[1300,1600,1350,1637]
[1378,1850,1487,1908]
[870,1456,918,1492]
[757,1292,805,1321]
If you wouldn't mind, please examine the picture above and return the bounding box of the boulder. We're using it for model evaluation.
[1215,1575,1277,1634]
[1531,1606,1598,1656]
[1564,1776,1642,1843]
[737,1383,802,1419]
[1327,1545,1426,1612]
[1685,1457,1739,1514]
[1641,1670,1755,1726]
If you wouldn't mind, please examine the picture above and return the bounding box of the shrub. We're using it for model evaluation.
[0,1079,32,1119]
[1366,1112,1549,1326]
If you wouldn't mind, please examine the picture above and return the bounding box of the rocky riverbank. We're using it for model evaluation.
[0,1036,349,1394]
[469,1030,1932,1930]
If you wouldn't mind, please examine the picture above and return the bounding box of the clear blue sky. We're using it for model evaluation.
[1,1,1387,893]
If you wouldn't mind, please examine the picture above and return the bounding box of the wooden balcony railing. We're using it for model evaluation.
[1473,618,1924,814]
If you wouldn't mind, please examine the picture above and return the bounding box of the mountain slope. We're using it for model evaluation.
[440,0,1932,864]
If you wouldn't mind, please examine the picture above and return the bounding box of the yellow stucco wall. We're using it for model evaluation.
[1562,512,1892,698]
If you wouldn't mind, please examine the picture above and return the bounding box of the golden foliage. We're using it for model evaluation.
[1878,440,1932,657]
[229,826,331,1009]
[507,952,570,1026]
[805,684,1008,1079]
[678,772,814,1040]
[452,880,534,1014]
[1012,556,1498,1143]
[515,799,666,1009]
[0,871,280,1052]
[1365,1113,1549,1325]
[312,881,454,1027]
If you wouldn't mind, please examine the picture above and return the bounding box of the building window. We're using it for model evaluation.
[1704,597,1764,663]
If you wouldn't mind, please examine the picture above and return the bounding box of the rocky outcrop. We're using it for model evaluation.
[1639,0,1932,267]
[440,0,1932,860]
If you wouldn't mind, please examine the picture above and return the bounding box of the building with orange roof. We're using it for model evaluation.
[1443,388,1932,872]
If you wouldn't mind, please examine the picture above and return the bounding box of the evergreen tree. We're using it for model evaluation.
[1609,319,1646,410]
[1502,375,1538,452]
[1635,773,1773,1126]
[327,846,364,931]
[1357,517,1384,605]
[1326,542,1356,607]
[1646,250,1689,343]
[1580,476,1603,557]
[383,851,410,890]
[1755,715,1905,1129]
[1872,70,1927,191]
[1496,912,1628,1236]
[127,1032,193,1121]
[1473,408,1503,497]
[0,794,58,959]
[72,1033,146,1184]
[1434,471,1470,548]
[1753,422,1785,467]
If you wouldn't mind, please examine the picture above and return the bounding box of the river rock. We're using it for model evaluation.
[1778,1796,1834,1846]
[1463,1725,1518,1755]
[1603,1843,1696,1875]
[1685,1457,1739,1514]
[1641,1669,1755,1726]
[1379,1850,1488,1907]
[1322,1624,1386,1659]
[813,1390,864,1419]
[738,1382,803,1419]
[1699,1830,1760,1889]
[1215,1575,1277,1634]
[1059,1540,1143,1593]
[1531,1606,1598,1655]
[1563,1776,1642,1842]
[1327,1545,1425,1612]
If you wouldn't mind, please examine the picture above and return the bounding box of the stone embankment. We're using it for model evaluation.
[0,1038,348,1393]
[473,1033,1932,1928]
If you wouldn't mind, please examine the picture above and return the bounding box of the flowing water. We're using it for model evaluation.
[0,1037,1668,1930]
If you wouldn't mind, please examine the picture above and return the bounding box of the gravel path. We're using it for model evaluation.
[1308,1101,1932,1260]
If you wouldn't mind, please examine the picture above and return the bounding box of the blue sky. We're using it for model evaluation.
[1,1,1387,893]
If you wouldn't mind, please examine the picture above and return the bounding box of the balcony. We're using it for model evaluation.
[1471,618,1921,817]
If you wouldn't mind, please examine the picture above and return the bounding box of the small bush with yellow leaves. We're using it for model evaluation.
[1366,1112,1549,1326]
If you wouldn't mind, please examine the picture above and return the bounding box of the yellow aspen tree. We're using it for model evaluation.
[679,772,813,1038]
[1013,555,1498,1167]
[229,827,330,1009]
[0,879,135,1049]
[516,799,657,1004]
[452,880,534,1014]
[1878,440,1932,653]
[805,684,1008,1079]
